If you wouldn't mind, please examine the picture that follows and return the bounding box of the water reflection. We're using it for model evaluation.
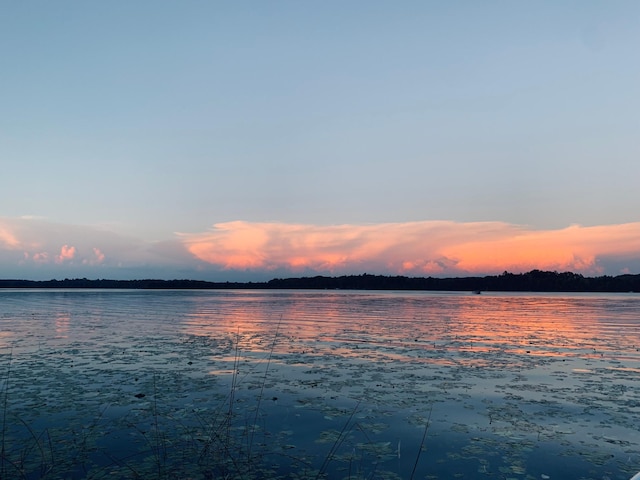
[1,290,639,479]
[55,312,70,338]
[181,291,640,367]
[0,330,11,348]
[176,291,640,479]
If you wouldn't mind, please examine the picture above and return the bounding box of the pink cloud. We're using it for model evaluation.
[0,227,20,249]
[32,252,50,264]
[82,247,106,266]
[180,221,640,276]
[93,247,105,264]
[55,245,76,264]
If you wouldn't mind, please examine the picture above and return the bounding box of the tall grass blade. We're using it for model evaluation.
[410,405,433,480]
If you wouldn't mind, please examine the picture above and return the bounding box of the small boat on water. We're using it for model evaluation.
[472,290,481,295]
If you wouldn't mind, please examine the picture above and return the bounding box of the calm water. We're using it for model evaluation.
[1,289,640,479]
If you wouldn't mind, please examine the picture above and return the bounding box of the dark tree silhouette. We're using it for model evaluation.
[1,270,639,292]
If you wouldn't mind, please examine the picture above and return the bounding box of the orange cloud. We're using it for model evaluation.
[180,221,640,276]
[445,223,640,274]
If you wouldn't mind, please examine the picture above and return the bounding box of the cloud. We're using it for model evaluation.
[0,217,197,279]
[180,220,640,276]
[93,247,106,264]
[0,226,21,249]
[32,252,50,264]
[55,245,76,264]
[2,216,639,279]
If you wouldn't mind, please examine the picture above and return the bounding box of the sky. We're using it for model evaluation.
[1,1,639,281]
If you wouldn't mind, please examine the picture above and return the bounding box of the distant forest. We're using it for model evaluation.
[1,270,639,292]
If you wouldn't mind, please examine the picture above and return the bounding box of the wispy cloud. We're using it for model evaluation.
[180,221,640,276]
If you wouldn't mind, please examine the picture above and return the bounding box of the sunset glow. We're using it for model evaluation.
[180,220,640,277]
[2,216,639,279]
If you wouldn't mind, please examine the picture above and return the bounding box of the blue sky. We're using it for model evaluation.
[1,2,639,280]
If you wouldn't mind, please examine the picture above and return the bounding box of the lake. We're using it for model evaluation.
[1,289,639,479]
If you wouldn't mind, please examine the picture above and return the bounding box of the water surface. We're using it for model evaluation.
[1,290,639,479]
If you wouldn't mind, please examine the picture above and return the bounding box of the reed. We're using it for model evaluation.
[246,316,282,465]
[315,400,361,480]
[409,405,433,480]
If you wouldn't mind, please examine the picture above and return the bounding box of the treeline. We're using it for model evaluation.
[267,270,640,292]
[0,278,254,289]
[1,270,639,292]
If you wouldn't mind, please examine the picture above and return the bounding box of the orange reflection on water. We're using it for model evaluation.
[438,296,586,352]
[180,292,640,371]
[55,312,71,338]
[182,292,352,356]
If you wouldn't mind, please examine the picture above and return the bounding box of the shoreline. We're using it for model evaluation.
[1,269,639,292]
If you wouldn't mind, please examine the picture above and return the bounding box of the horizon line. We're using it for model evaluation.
[1,269,638,285]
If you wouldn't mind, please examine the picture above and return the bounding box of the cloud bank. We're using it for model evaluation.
[1,217,639,279]
[180,220,640,277]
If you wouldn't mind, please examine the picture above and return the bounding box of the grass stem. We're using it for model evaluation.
[410,405,433,480]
